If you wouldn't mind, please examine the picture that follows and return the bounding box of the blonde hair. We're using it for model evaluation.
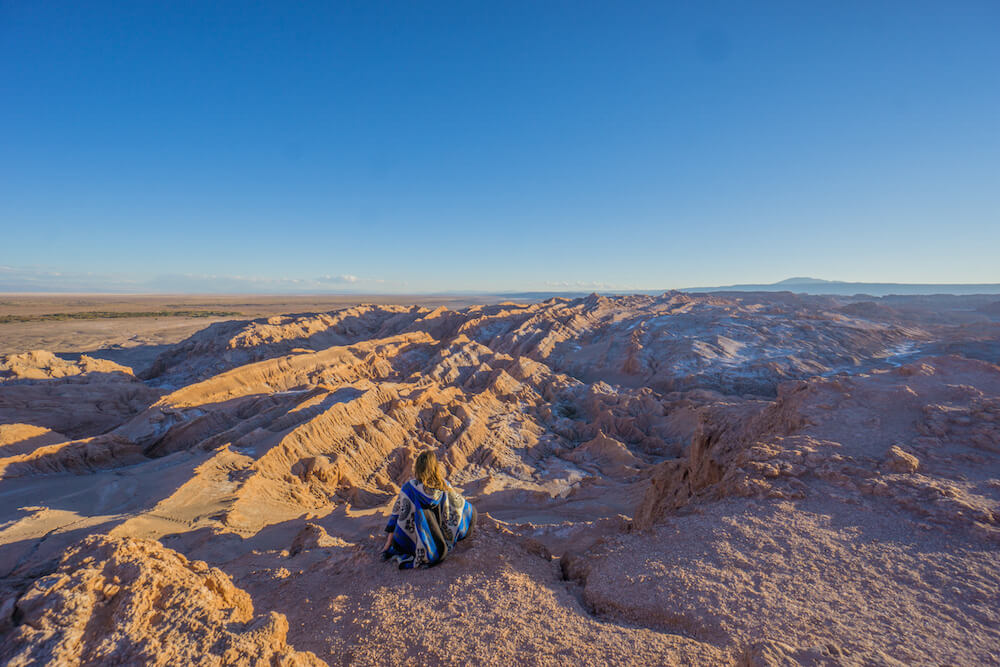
[414,451,447,491]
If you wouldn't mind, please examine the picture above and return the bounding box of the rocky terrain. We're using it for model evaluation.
[1,291,998,665]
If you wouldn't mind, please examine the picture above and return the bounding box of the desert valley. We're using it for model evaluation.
[0,290,998,665]
[5,1,998,664]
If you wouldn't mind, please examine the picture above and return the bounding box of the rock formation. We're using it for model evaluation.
[1,535,323,666]
[1,291,997,664]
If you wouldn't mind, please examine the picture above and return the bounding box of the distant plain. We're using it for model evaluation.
[0,294,508,373]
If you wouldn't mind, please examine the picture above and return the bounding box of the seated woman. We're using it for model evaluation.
[381,451,476,569]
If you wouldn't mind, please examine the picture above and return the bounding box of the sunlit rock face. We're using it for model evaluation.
[1,535,324,666]
[1,292,998,665]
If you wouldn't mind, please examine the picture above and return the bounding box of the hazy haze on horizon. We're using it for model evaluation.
[2,2,998,292]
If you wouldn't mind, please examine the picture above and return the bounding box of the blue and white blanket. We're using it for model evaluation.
[384,479,475,569]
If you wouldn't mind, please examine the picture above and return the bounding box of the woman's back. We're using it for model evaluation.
[381,453,476,569]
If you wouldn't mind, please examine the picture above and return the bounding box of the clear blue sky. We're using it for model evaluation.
[1,1,998,292]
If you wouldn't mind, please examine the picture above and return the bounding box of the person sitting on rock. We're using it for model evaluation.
[381,450,476,569]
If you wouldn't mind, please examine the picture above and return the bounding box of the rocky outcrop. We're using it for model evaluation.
[884,445,919,473]
[141,305,428,385]
[0,350,134,381]
[0,351,162,439]
[0,433,144,478]
[288,523,346,556]
[1,535,324,666]
[0,424,66,456]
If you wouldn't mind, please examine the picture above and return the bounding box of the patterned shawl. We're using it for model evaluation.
[385,479,474,569]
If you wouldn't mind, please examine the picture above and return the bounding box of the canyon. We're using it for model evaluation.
[1,291,998,665]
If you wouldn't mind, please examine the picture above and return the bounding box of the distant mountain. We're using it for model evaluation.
[772,277,834,285]
[684,277,1000,297]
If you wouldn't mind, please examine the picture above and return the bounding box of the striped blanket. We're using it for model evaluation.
[383,479,475,569]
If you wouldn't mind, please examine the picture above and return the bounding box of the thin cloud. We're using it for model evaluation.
[544,280,634,290]
[0,266,394,293]
[316,274,360,284]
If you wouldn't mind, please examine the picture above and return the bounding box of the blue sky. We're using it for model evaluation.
[1,1,998,293]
